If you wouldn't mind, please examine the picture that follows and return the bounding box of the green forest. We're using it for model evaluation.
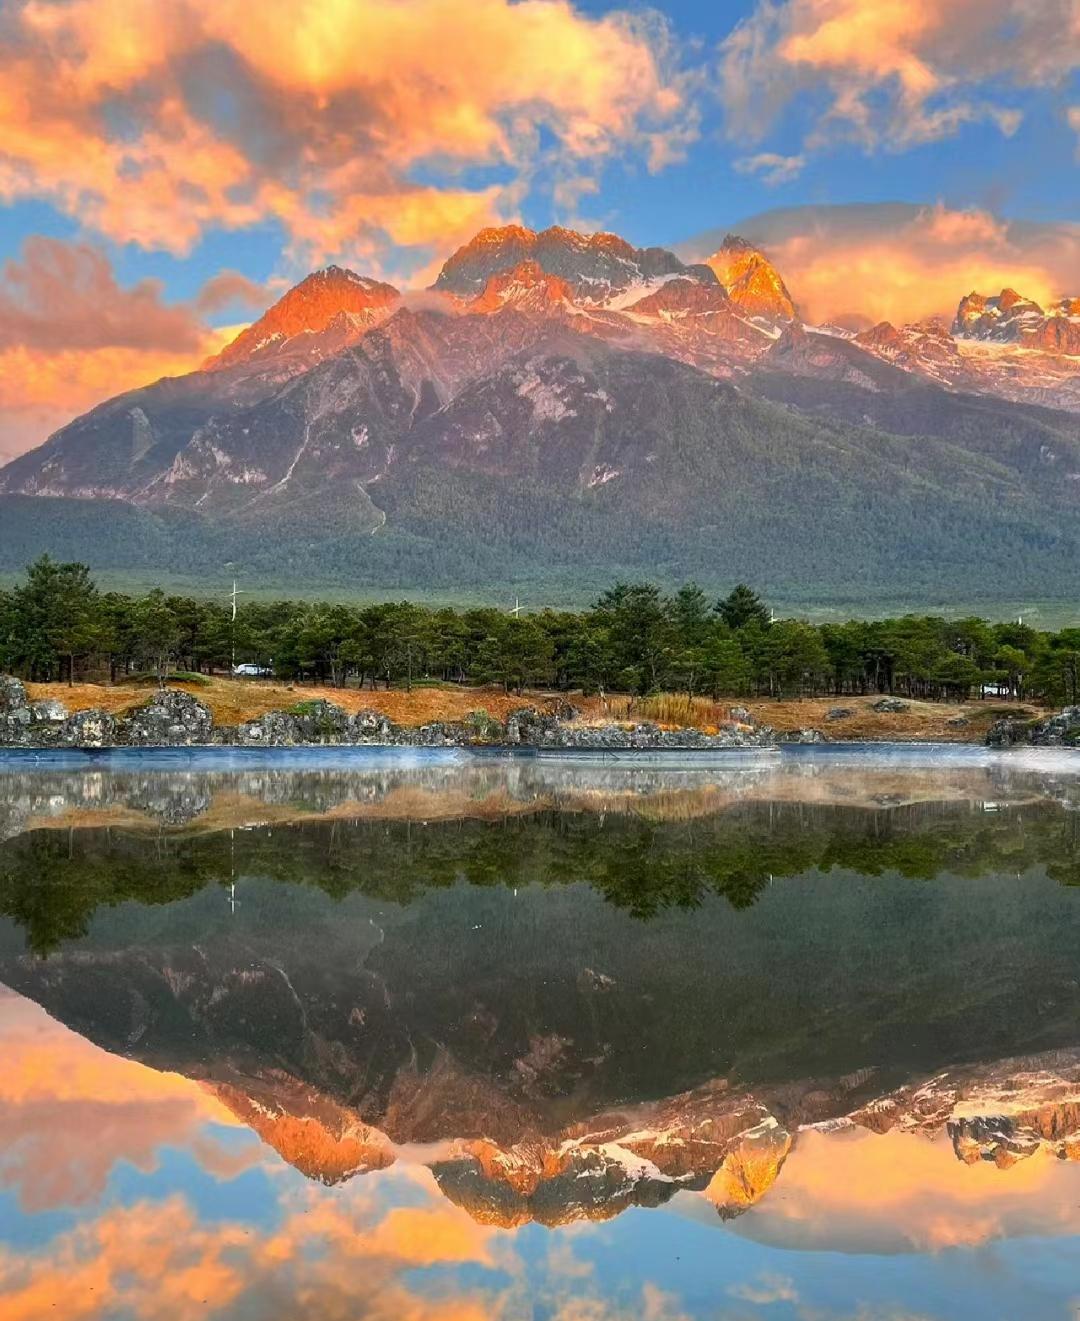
[2,555,1079,705]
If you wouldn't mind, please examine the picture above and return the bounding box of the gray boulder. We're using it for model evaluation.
[120,690,214,746]
[0,676,32,746]
[872,698,910,713]
[0,676,27,712]
[62,709,117,748]
[1031,707,1080,746]
[348,709,403,743]
[988,706,1080,748]
[986,717,1025,747]
[826,707,855,721]
[235,700,350,745]
[781,728,829,744]
[29,697,68,722]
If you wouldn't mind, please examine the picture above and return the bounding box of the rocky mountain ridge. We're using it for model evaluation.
[205,265,401,371]
[432,224,718,303]
[954,288,1080,353]
[0,220,1077,598]
[4,914,1078,1226]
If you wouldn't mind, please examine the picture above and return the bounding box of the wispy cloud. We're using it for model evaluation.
[728,1272,799,1305]
[734,151,806,184]
[719,0,1077,152]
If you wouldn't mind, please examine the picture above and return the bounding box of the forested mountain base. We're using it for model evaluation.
[2,479,1079,618]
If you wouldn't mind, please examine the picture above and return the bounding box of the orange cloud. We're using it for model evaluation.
[0,238,246,460]
[0,0,692,268]
[0,993,247,1212]
[193,271,269,318]
[0,1175,509,1321]
[0,1197,251,1321]
[0,338,229,463]
[734,1126,1080,1254]
[0,237,205,352]
[721,0,1077,149]
[703,202,1080,326]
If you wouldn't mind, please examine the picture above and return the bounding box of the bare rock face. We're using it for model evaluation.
[0,678,31,746]
[704,235,797,321]
[433,224,716,303]
[0,681,76,746]
[764,322,901,390]
[0,676,27,712]
[954,288,1080,354]
[431,1138,690,1227]
[467,260,575,314]
[209,1075,395,1184]
[986,707,1080,747]
[704,1117,795,1218]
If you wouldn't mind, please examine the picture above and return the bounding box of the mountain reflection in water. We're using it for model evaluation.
[1,748,1080,1320]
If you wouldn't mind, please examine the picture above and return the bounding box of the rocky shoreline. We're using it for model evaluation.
[987,705,1080,747]
[0,677,774,752]
[5,676,1080,752]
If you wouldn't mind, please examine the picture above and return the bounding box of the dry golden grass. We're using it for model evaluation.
[22,679,1043,743]
[24,678,572,728]
[738,695,1043,742]
[599,693,733,733]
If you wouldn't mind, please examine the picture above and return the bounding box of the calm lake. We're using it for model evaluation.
[2,746,1080,1319]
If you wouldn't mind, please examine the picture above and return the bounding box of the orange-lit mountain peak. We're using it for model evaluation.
[207,1078,395,1185]
[434,223,706,301]
[705,234,797,321]
[469,260,574,313]
[206,265,400,370]
[953,286,1080,352]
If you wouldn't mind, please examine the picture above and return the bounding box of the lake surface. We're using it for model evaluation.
[2,745,1080,1319]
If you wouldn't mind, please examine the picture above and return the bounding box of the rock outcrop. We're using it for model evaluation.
[954,288,1080,355]
[0,679,774,751]
[123,689,215,746]
[0,677,116,748]
[986,706,1080,747]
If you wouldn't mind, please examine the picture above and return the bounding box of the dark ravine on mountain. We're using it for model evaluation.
[1,223,1078,602]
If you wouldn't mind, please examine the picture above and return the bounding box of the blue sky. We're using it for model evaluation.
[0,0,1076,459]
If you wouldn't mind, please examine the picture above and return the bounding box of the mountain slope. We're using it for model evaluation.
[2,222,1080,602]
[206,265,400,370]
[704,234,797,321]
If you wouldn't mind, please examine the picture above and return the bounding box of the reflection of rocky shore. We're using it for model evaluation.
[3,751,1080,842]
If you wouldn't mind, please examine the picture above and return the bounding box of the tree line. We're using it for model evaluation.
[3,800,1079,954]
[2,555,1079,705]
